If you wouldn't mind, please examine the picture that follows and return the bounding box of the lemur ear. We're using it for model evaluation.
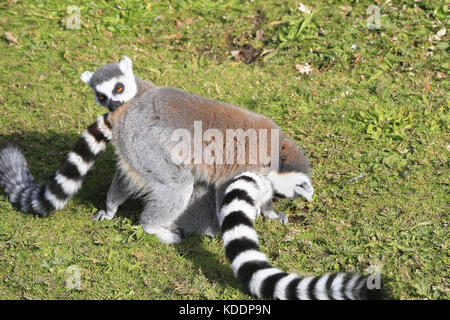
[119,56,132,74]
[80,71,93,85]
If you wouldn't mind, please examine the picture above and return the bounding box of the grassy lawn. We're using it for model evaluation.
[0,0,448,300]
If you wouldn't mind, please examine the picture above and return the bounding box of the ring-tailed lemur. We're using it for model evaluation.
[101,86,315,244]
[81,56,157,111]
[218,171,381,299]
[0,59,383,299]
[79,56,296,225]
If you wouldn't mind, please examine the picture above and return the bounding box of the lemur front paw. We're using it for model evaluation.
[262,210,289,225]
[93,209,115,221]
[142,226,182,244]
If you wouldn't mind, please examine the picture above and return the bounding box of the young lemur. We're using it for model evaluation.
[0,57,382,299]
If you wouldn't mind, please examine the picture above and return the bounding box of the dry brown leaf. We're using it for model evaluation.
[230,50,240,58]
[339,5,352,16]
[165,33,180,39]
[283,229,299,242]
[295,63,312,75]
[230,44,262,64]
[255,29,265,42]
[268,20,286,26]
[435,71,447,79]
[261,48,275,55]
[184,17,194,25]
[4,32,18,44]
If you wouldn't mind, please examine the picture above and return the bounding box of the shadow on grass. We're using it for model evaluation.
[0,131,242,293]
[174,236,243,294]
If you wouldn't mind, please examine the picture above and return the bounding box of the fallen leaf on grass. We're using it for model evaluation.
[431,28,446,42]
[298,3,312,14]
[335,220,351,233]
[339,5,352,17]
[230,44,262,64]
[268,20,286,26]
[295,63,312,75]
[165,33,180,39]
[4,32,18,44]
[255,29,265,42]
[435,71,447,79]
[283,229,300,242]
[261,48,275,55]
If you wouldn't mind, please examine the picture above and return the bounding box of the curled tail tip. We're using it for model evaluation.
[0,141,33,186]
[0,142,54,217]
[0,141,26,160]
[0,140,18,149]
[0,141,23,159]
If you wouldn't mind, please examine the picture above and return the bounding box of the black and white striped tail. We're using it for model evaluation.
[219,172,383,300]
[0,113,112,217]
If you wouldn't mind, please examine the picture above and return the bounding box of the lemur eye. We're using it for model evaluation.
[97,93,106,101]
[114,83,124,94]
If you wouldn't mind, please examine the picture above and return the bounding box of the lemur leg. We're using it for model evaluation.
[139,175,194,244]
[93,170,129,221]
[261,201,289,225]
[175,182,220,238]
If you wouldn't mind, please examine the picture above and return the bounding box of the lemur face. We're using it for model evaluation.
[80,56,138,111]
[267,171,314,201]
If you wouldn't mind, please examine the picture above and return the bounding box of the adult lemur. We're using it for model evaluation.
[0,57,382,299]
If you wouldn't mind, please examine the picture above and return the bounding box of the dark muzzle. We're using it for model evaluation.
[108,100,122,111]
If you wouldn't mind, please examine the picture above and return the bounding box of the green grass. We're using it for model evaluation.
[0,0,448,300]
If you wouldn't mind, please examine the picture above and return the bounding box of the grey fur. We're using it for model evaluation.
[88,63,124,88]
[0,142,34,197]
[93,170,129,221]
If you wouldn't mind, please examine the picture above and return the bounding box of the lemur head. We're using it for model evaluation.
[80,56,138,111]
[268,137,314,201]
